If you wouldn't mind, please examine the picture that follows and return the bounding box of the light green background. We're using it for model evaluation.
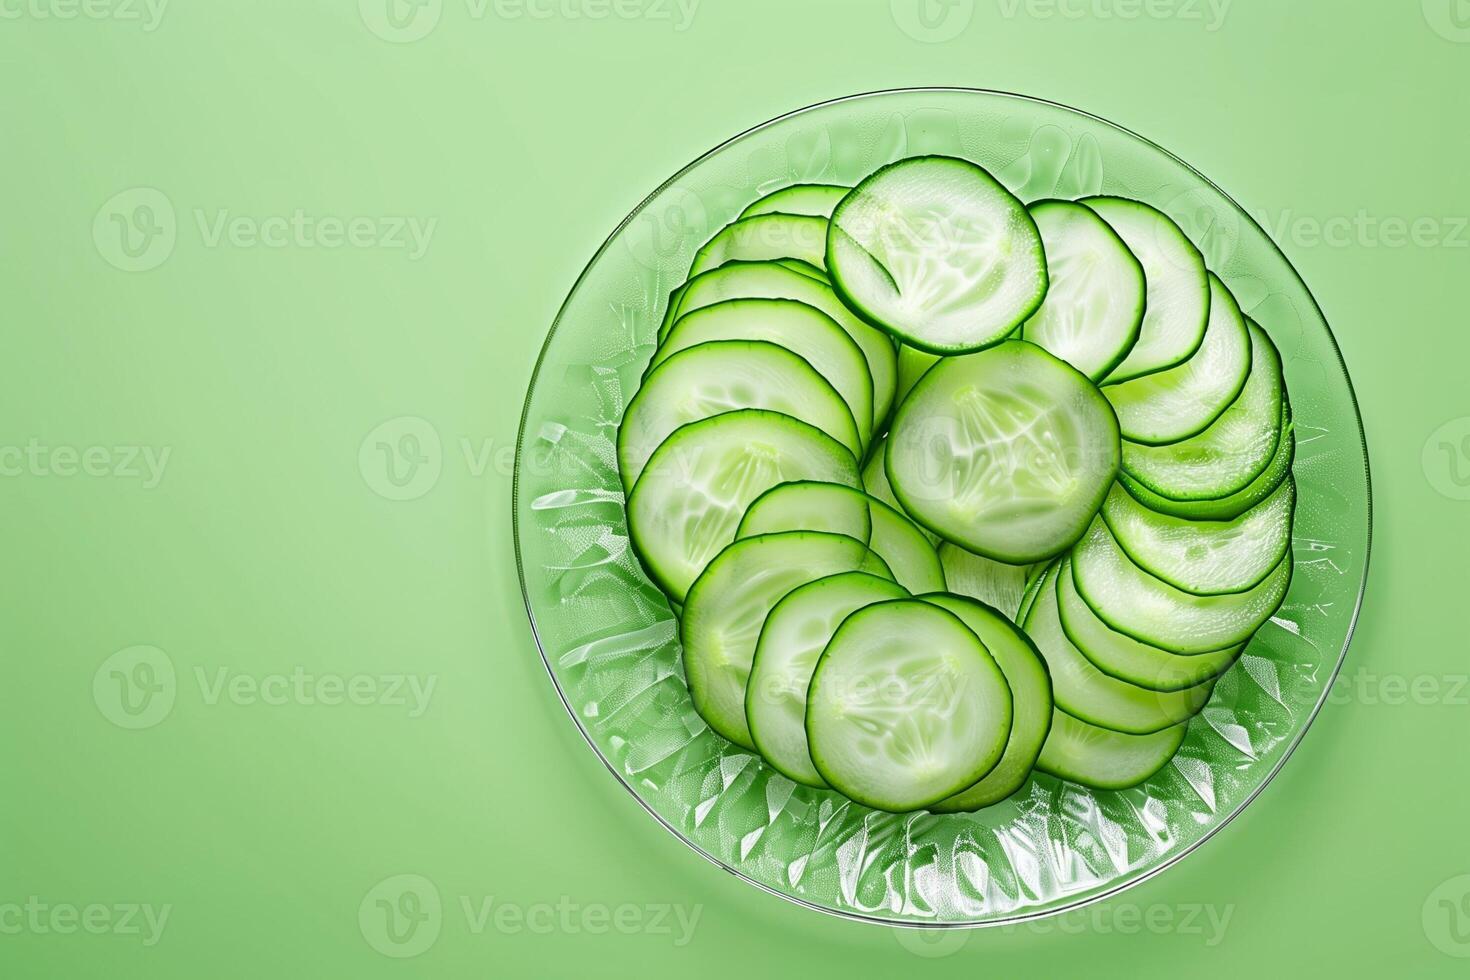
[3,1,1466,976]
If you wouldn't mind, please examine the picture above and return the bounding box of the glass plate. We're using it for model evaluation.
[512,89,1371,927]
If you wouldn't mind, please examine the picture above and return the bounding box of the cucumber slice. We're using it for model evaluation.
[1071,517,1293,654]
[738,480,872,544]
[1021,199,1145,381]
[1105,274,1252,445]
[1122,321,1286,503]
[735,481,943,593]
[683,531,893,749]
[774,258,829,282]
[1102,479,1295,596]
[618,340,862,490]
[806,599,1014,811]
[923,594,1053,812]
[937,543,1031,622]
[827,156,1047,354]
[740,183,849,220]
[690,213,829,277]
[1015,559,1053,626]
[627,410,860,603]
[1056,561,1243,692]
[1085,197,1210,384]
[1121,403,1294,522]
[1035,709,1186,790]
[745,572,909,785]
[662,262,897,429]
[653,299,875,448]
[887,341,1121,563]
[1024,564,1213,734]
[894,345,941,409]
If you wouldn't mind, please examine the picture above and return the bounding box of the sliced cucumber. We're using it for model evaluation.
[894,345,941,409]
[745,572,909,785]
[923,594,1053,812]
[690,213,829,277]
[1021,199,1145,381]
[1085,197,1210,384]
[735,481,943,593]
[740,183,849,220]
[937,543,1031,622]
[627,410,860,603]
[1121,403,1294,522]
[1070,517,1293,654]
[653,299,875,448]
[774,258,828,282]
[887,341,1120,563]
[1105,274,1252,445]
[738,480,872,544]
[1015,560,1053,626]
[1122,320,1286,503]
[1056,561,1243,692]
[1036,709,1186,790]
[1024,564,1214,734]
[1102,479,1295,596]
[827,156,1047,354]
[662,261,897,428]
[683,531,892,749]
[806,599,1013,811]
[618,340,862,490]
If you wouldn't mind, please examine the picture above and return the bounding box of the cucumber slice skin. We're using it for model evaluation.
[1121,321,1286,502]
[1120,403,1295,522]
[1024,563,1214,734]
[618,340,863,491]
[1015,559,1055,626]
[806,599,1015,812]
[652,298,876,448]
[735,481,943,594]
[745,572,909,786]
[1105,274,1253,446]
[682,531,894,750]
[661,261,897,429]
[740,183,849,220]
[1070,516,1294,655]
[937,543,1032,622]
[1035,709,1186,791]
[627,410,861,603]
[827,156,1048,355]
[1102,478,1296,596]
[774,258,830,282]
[887,341,1122,564]
[1086,196,1210,384]
[738,480,872,545]
[894,345,942,409]
[690,213,830,277]
[1056,561,1243,692]
[922,594,1054,812]
[1021,199,1146,383]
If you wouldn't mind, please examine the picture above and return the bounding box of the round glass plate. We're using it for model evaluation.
[512,89,1371,927]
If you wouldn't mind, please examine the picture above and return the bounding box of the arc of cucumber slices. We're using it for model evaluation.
[618,160,1299,809]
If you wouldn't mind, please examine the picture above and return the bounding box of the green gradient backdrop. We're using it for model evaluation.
[2,1,1466,976]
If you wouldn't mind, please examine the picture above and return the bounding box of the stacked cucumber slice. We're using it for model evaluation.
[619,157,1295,812]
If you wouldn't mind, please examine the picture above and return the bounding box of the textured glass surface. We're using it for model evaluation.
[512,90,1371,927]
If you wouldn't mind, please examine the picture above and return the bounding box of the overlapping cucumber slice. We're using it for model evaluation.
[806,599,1014,811]
[739,183,849,220]
[828,156,1047,353]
